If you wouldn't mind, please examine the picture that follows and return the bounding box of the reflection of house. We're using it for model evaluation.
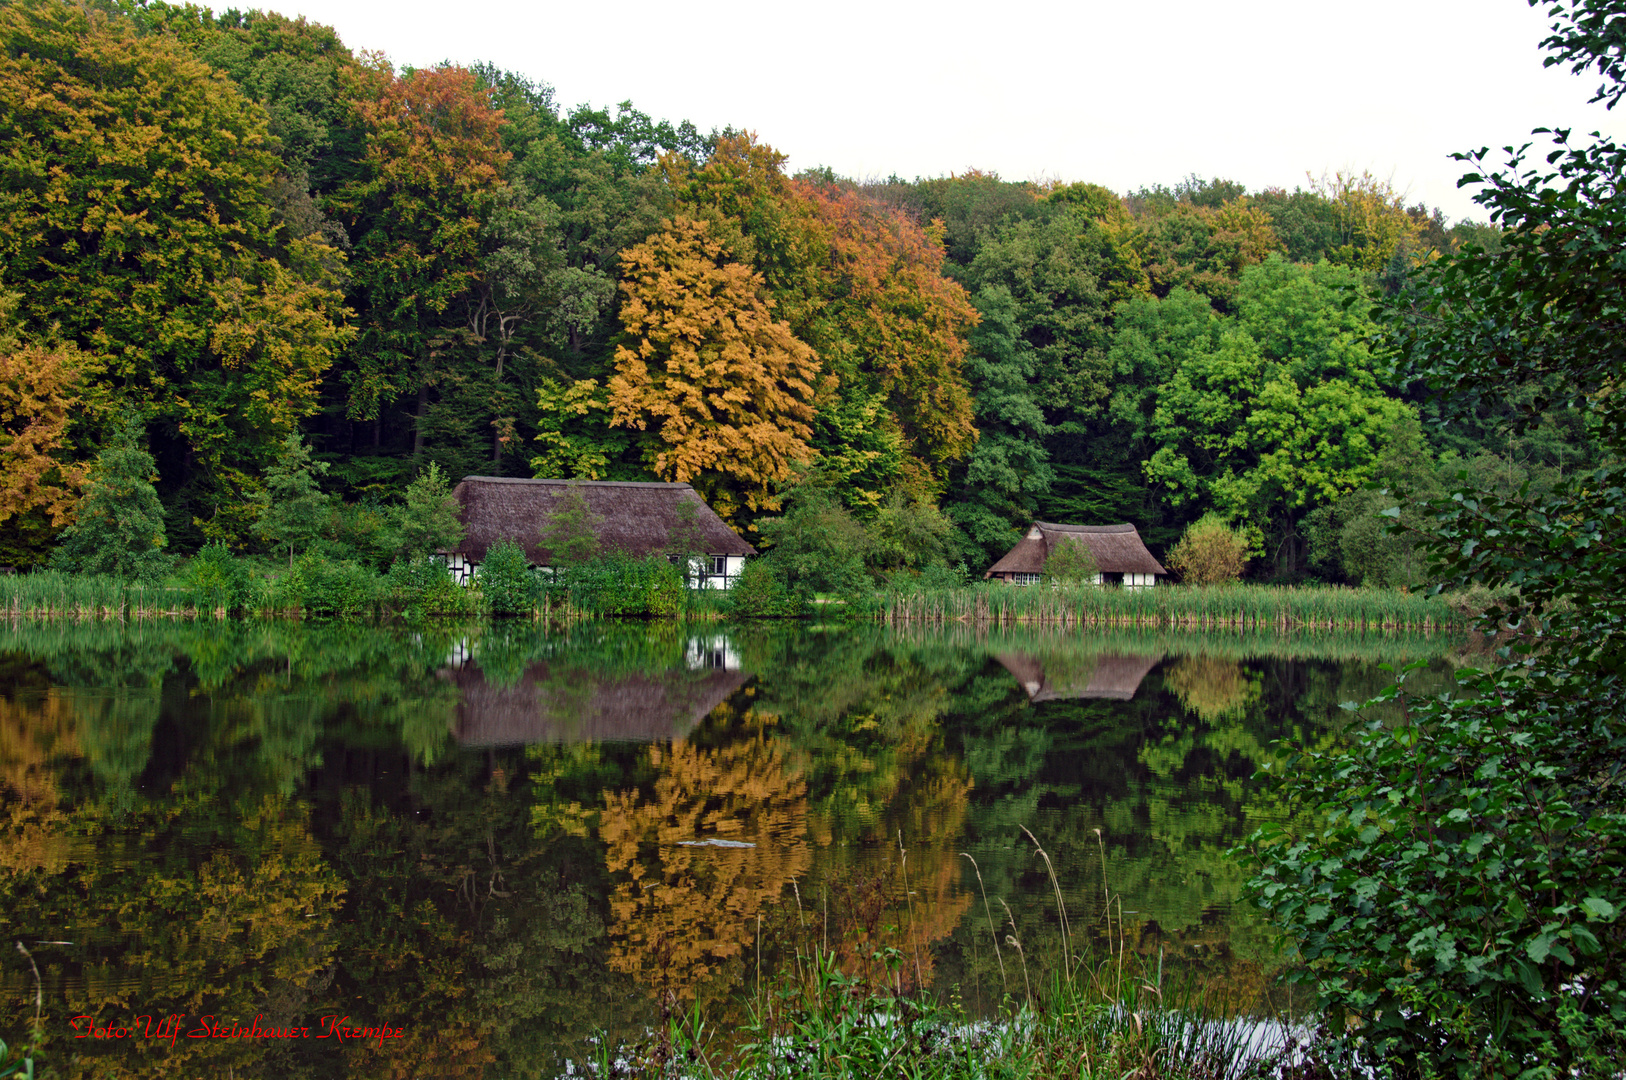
[446,661,749,746]
[996,652,1162,701]
[445,477,756,589]
[985,523,1165,587]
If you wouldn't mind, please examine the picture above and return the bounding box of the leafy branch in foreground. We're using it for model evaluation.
[1240,1,1626,1073]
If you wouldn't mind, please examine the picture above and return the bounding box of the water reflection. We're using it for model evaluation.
[447,636,749,747]
[996,651,1162,701]
[0,620,1459,1076]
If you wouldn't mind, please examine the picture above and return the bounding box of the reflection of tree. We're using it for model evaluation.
[0,686,75,806]
[0,793,345,1080]
[600,735,811,1002]
[1162,656,1261,723]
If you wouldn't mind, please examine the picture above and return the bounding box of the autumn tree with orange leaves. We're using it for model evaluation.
[607,217,822,515]
[661,135,979,499]
[798,183,979,477]
[0,299,85,541]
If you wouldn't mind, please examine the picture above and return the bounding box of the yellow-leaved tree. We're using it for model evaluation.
[608,217,823,515]
[0,297,86,551]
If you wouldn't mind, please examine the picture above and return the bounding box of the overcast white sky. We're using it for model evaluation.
[264,0,1621,223]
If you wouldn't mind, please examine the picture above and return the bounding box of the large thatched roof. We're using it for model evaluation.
[996,652,1163,701]
[985,523,1166,577]
[449,477,755,564]
[446,661,749,746]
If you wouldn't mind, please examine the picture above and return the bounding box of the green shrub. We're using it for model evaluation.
[386,557,478,620]
[1043,537,1099,584]
[1167,515,1250,585]
[288,555,378,619]
[322,499,400,570]
[563,553,684,616]
[1241,666,1626,1072]
[184,542,260,614]
[727,558,806,617]
[479,540,536,618]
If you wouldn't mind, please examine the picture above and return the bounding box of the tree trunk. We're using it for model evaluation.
[413,383,428,460]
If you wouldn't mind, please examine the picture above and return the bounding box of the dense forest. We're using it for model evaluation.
[0,0,1602,582]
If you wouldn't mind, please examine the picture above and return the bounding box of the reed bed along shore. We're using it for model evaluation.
[880,582,1456,632]
[0,571,222,620]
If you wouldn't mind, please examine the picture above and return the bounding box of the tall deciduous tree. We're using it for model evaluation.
[0,296,85,535]
[330,61,510,451]
[1141,257,1409,575]
[0,0,351,534]
[798,182,980,475]
[607,217,821,514]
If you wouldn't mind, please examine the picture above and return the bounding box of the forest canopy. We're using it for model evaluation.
[0,0,1599,582]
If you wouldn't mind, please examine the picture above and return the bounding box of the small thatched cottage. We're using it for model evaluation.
[985,522,1166,587]
[445,477,756,588]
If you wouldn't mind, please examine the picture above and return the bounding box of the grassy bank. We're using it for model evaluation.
[880,582,1456,632]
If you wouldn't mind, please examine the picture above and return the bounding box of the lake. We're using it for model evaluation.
[0,619,1459,1078]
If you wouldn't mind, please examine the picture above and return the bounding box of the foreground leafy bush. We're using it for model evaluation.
[1244,665,1626,1073]
[727,557,806,617]
[386,557,477,620]
[184,543,261,614]
[1167,514,1249,585]
[287,555,378,618]
[562,553,684,616]
[479,539,536,617]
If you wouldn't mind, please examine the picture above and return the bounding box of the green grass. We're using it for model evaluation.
[880,581,1456,632]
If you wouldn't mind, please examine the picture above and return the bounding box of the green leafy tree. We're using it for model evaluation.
[966,202,1145,419]
[253,432,331,566]
[1142,257,1411,576]
[330,61,511,454]
[948,285,1053,561]
[540,484,601,567]
[0,0,351,536]
[480,538,535,617]
[1242,4,1626,1071]
[1042,537,1099,584]
[396,461,465,561]
[49,415,172,582]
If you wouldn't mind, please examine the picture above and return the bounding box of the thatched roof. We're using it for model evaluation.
[996,652,1163,701]
[449,477,755,564]
[446,661,749,746]
[985,523,1165,577]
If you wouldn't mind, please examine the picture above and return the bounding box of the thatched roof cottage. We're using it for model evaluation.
[446,477,756,588]
[985,522,1165,587]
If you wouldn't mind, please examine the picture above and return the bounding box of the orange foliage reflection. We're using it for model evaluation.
[601,735,812,1001]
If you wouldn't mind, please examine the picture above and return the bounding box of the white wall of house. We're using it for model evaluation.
[1125,573,1158,588]
[449,552,747,588]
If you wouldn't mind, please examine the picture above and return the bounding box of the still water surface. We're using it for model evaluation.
[0,620,1457,1078]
